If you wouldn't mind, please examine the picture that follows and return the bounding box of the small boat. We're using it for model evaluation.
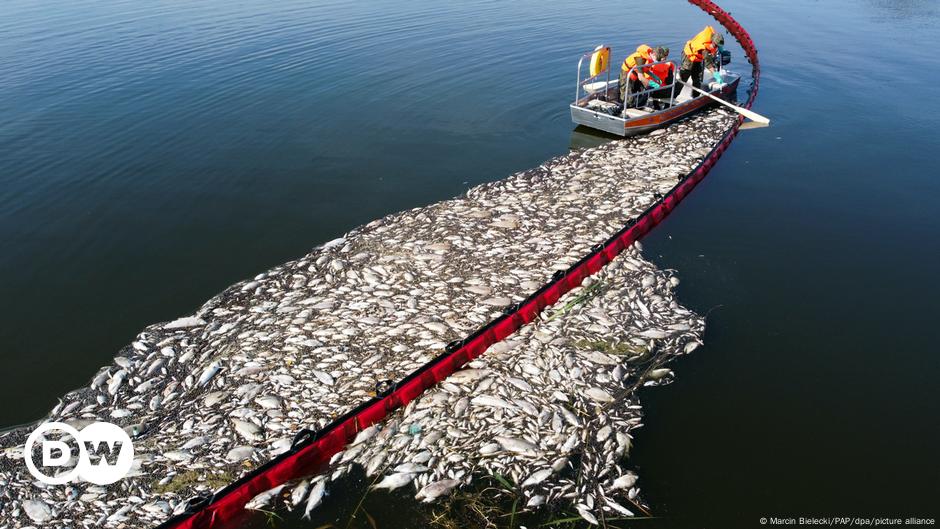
[570,45,740,136]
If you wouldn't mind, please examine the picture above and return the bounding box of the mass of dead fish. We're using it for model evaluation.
[0,109,733,528]
[270,247,703,525]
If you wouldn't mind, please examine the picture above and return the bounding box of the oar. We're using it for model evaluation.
[679,81,770,124]
[739,121,770,130]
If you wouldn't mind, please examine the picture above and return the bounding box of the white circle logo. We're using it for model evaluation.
[24,421,134,485]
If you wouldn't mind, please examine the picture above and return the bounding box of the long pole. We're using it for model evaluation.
[680,80,770,124]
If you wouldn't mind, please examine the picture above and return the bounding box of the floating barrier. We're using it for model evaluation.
[158,1,759,527]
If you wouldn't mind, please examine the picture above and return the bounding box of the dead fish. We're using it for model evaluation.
[605,498,635,516]
[559,406,581,427]
[22,499,54,523]
[616,431,633,456]
[393,462,428,474]
[232,419,262,441]
[646,368,673,380]
[449,368,490,383]
[416,479,460,502]
[454,397,470,417]
[146,358,166,377]
[611,471,638,490]
[312,370,334,386]
[482,296,512,307]
[289,480,310,508]
[372,473,415,491]
[577,505,599,525]
[180,436,208,450]
[479,443,501,455]
[638,329,668,339]
[471,395,515,409]
[123,423,147,438]
[203,391,227,407]
[114,356,132,369]
[365,451,387,476]
[107,371,126,395]
[526,495,546,507]
[351,425,378,445]
[506,377,533,392]
[91,369,110,389]
[522,468,553,487]
[495,436,539,457]
[255,395,282,409]
[135,379,156,393]
[412,451,432,464]
[226,446,256,463]
[584,387,615,403]
[302,480,326,519]
[60,400,81,417]
[244,484,285,510]
[110,408,132,419]
[596,425,612,443]
[197,360,222,387]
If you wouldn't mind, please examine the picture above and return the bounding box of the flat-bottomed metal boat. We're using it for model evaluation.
[570,45,740,136]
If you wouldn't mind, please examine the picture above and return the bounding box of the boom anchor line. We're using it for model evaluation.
[157,1,760,527]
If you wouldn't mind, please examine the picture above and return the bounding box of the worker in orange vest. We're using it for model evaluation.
[679,26,724,97]
[619,44,659,108]
[648,46,675,108]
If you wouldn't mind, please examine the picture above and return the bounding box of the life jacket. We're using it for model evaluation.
[684,26,718,63]
[621,45,655,81]
[649,61,673,85]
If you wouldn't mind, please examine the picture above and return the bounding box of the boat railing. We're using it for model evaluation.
[623,59,679,107]
[575,46,612,103]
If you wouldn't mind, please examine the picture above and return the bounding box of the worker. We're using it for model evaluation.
[619,44,658,108]
[679,26,724,97]
[648,46,675,108]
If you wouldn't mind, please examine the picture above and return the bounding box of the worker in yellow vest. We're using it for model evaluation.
[679,26,724,97]
[619,44,659,108]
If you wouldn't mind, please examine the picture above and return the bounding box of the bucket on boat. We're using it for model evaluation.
[582,80,614,94]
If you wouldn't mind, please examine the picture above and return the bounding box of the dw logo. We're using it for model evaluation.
[24,422,134,485]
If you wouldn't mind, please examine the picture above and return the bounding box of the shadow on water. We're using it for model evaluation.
[569,125,621,152]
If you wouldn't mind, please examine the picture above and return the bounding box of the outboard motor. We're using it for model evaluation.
[720,49,732,65]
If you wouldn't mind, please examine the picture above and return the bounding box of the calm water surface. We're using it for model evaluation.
[1,0,938,527]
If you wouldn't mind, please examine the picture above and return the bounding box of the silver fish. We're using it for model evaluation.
[495,436,539,457]
[22,499,54,523]
[521,468,552,487]
[197,360,223,387]
[302,480,326,519]
[611,471,638,490]
[372,473,415,491]
[290,480,310,508]
[416,479,460,502]
[244,484,285,510]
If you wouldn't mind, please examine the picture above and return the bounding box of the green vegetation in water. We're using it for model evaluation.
[257,509,285,528]
[548,281,605,321]
[425,474,517,529]
[573,339,648,358]
[151,468,236,495]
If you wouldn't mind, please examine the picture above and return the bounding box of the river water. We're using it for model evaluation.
[1,0,938,526]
